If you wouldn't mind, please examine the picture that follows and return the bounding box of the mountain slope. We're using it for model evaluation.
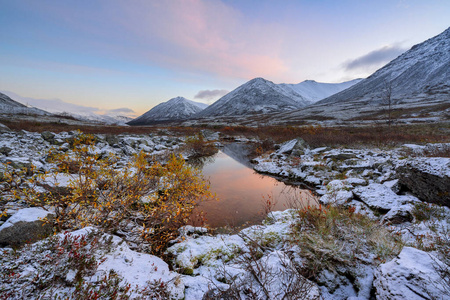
[195,77,309,118]
[0,92,50,116]
[318,27,450,106]
[128,97,207,125]
[262,27,450,125]
[280,78,362,103]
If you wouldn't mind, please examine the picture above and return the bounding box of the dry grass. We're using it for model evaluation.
[289,205,403,278]
[219,123,450,147]
[2,116,448,148]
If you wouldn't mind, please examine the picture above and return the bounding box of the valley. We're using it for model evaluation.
[0,25,449,300]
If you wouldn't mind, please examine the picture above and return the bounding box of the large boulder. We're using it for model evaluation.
[374,247,448,300]
[353,183,419,213]
[276,138,309,156]
[0,207,54,246]
[397,158,450,207]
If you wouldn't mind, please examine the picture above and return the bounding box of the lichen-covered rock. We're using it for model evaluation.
[397,158,450,207]
[373,247,448,300]
[0,207,54,246]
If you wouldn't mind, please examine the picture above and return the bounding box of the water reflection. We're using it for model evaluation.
[191,150,317,228]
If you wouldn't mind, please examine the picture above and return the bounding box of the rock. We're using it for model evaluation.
[319,180,353,205]
[324,153,357,160]
[353,183,419,213]
[41,131,55,142]
[0,123,10,132]
[0,146,12,156]
[397,158,450,207]
[383,179,400,193]
[291,138,309,156]
[200,130,220,141]
[0,207,54,246]
[3,158,32,170]
[277,138,309,156]
[374,247,448,300]
[381,203,415,224]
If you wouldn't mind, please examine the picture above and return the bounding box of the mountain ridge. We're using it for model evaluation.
[128,97,208,125]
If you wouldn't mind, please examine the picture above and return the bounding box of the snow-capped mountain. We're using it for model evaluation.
[0,92,50,116]
[1,91,134,125]
[128,97,208,125]
[280,79,362,103]
[262,27,450,125]
[318,27,450,106]
[194,77,309,118]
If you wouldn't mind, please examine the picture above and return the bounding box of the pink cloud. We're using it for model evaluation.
[115,0,289,80]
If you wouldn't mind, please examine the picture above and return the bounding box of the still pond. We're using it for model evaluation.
[191,149,317,228]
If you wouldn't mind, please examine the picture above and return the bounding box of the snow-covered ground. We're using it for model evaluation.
[1,131,449,299]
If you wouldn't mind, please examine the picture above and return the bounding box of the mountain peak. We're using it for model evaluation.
[128,97,207,125]
[315,26,450,108]
[248,77,270,84]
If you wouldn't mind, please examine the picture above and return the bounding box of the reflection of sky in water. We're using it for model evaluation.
[194,151,316,228]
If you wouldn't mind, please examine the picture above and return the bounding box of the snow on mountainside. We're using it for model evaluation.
[0,92,50,116]
[280,78,363,103]
[128,97,208,125]
[1,91,133,125]
[195,77,310,118]
[58,112,133,125]
[318,27,450,106]
[260,27,450,125]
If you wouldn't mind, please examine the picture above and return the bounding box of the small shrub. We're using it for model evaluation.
[184,133,218,158]
[8,133,215,255]
[412,202,448,222]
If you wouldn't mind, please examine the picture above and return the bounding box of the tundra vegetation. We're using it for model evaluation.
[0,124,449,299]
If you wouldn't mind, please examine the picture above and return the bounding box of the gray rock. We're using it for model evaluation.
[277,138,309,156]
[324,153,357,160]
[0,207,54,246]
[41,131,55,142]
[353,183,419,213]
[374,247,448,300]
[200,130,220,141]
[0,123,10,132]
[291,138,309,156]
[397,158,450,207]
[382,203,415,224]
[0,146,12,156]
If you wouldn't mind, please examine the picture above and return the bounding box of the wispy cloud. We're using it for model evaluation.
[194,89,229,101]
[30,0,290,81]
[343,45,406,71]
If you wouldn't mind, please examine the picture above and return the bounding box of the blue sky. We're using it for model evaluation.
[1,0,449,116]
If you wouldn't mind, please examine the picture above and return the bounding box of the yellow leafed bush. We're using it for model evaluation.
[8,133,215,254]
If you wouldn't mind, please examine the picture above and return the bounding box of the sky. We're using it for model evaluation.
[0,0,449,117]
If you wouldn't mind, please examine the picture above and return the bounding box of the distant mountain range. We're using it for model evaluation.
[3,27,449,126]
[0,92,50,116]
[130,78,362,124]
[280,78,363,103]
[127,97,208,125]
[194,77,308,118]
[0,91,134,125]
